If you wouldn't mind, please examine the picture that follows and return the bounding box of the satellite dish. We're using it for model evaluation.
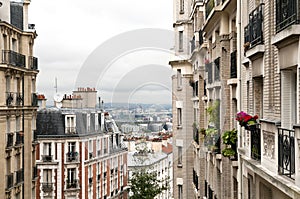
[55,102,62,109]
[53,93,63,102]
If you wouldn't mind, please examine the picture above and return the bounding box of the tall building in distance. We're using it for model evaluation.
[35,88,128,199]
[0,0,39,198]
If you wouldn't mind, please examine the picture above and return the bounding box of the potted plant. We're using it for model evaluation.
[236,111,258,130]
[222,129,237,159]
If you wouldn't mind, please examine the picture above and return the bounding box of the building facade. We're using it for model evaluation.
[35,90,128,199]
[239,0,300,198]
[171,0,300,199]
[0,0,39,198]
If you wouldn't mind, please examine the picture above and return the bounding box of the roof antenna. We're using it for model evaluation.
[54,77,58,93]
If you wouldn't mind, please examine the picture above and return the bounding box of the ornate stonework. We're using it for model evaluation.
[263,131,275,159]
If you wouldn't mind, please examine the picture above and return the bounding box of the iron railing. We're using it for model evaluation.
[193,169,199,190]
[6,173,14,190]
[32,166,38,179]
[15,131,24,145]
[89,177,93,185]
[246,4,264,48]
[199,29,203,46]
[278,128,295,179]
[15,169,24,184]
[29,56,38,70]
[42,155,53,162]
[6,92,23,107]
[276,0,300,32]
[214,57,220,81]
[66,127,76,134]
[32,93,38,107]
[7,133,14,148]
[193,125,199,145]
[248,124,261,161]
[230,51,237,78]
[66,179,78,189]
[2,50,25,67]
[66,152,79,162]
[42,182,53,192]
[206,62,213,84]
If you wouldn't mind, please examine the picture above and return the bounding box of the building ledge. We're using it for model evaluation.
[227,78,238,85]
[206,81,222,89]
[241,152,300,198]
[245,44,264,61]
[272,25,300,48]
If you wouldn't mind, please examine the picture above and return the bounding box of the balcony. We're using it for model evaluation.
[42,182,53,192]
[214,57,220,81]
[206,62,213,84]
[32,166,38,179]
[6,133,14,148]
[6,173,14,190]
[89,177,93,186]
[6,92,23,107]
[230,51,237,78]
[2,50,26,68]
[245,4,264,49]
[278,128,295,179]
[29,56,38,70]
[15,169,24,185]
[66,180,79,189]
[247,124,261,161]
[66,127,76,134]
[193,125,199,145]
[15,131,24,146]
[276,0,300,33]
[193,169,199,190]
[42,155,53,162]
[32,93,38,107]
[66,152,79,162]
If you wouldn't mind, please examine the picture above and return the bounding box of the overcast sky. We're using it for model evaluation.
[28,0,174,106]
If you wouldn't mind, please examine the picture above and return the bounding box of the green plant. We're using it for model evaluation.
[205,128,217,137]
[222,129,237,146]
[222,148,236,157]
[200,128,206,136]
[207,100,220,126]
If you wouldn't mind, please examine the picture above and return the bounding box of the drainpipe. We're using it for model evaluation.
[237,0,242,199]
[22,74,25,199]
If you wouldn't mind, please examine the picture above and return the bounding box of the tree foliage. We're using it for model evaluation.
[130,169,168,199]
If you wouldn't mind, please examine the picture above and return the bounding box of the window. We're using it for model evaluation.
[180,0,184,13]
[65,115,76,134]
[43,169,52,183]
[178,146,182,166]
[179,31,183,51]
[12,38,17,51]
[68,142,76,153]
[177,69,182,88]
[178,185,183,199]
[95,113,99,131]
[43,143,52,156]
[177,108,182,127]
[97,139,101,156]
[87,114,91,132]
[67,168,77,188]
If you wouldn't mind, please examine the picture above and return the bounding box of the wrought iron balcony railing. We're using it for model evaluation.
[276,0,300,33]
[6,173,14,190]
[6,133,14,148]
[193,169,199,190]
[278,128,295,179]
[32,93,38,107]
[244,4,264,49]
[199,29,204,46]
[89,177,93,185]
[66,152,79,162]
[2,50,26,67]
[66,180,79,189]
[248,124,261,161]
[32,166,38,179]
[29,56,38,70]
[6,92,23,107]
[42,155,53,162]
[214,57,220,81]
[193,125,199,145]
[206,62,213,84]
[66,127,76,134]
[42,182,53,192]
[15,131,24,145]
[15,169,24,184]
[230,51,237,78]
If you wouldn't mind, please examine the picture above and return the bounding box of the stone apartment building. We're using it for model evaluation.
[239,0,300,198]
[0,0,39,198]
[35,89,128,199]
[171,0,300,199]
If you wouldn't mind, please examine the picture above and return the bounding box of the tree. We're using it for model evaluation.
[129,168,168,199]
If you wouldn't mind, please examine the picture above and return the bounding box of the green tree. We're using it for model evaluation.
[129,168,168,199]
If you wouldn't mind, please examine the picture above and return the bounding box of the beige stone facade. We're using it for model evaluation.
[0,0,38,198]
[171,0,300,198]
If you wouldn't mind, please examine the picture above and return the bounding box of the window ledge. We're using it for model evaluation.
[245,44,264,61]
[177,125,183,129]
[272,25,300,48]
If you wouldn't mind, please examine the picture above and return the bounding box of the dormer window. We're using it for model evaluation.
[65,115,76,134]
